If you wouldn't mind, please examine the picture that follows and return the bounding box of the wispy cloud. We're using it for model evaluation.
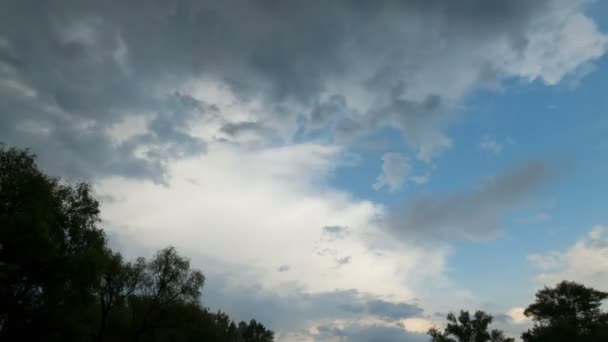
[480,135,504,154]
[386,161,555,242]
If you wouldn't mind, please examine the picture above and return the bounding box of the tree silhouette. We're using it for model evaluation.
[95,251,145,341]
[0,145,107,340]
[429,310,514,342]
[521,281,608,342]
[131,247,205,341]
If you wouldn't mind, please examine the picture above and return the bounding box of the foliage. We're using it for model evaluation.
[521,281,608,342]
[428,310,515,342]
[0,145,274,341]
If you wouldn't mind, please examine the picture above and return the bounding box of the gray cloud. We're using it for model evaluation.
[1,0,603,181]
[203,279,423,334]
[315,323,427,342]
[366,299,423,321]
[335,256,352,266]
[218,121,281,146]
[494,313,514,324]
[387,161,555,241]
[322,225,350,241]
[277,264,291,272]
[334,298,422,322]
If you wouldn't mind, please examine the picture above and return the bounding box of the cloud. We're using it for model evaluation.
[98,142,450,304]
[402,317,435,334]
[1,0,605,181]
[335,256,352,267]
[277,265,291,273]
[493,307,530,326]
[335,297,422,321]
[94,141,465,339]
[507,307,530,325]
[373,153,412,192]
[411,174,430,185]
[315,322,428,342]
[199,272,424,338]
[529,225,608,289]
[386,161,554,241]
[322,225,350,241]
[479,135,504,154]
[365,299,423,321]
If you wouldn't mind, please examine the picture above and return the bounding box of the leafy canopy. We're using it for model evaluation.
[522,281,608,342]
[428,310,515,342]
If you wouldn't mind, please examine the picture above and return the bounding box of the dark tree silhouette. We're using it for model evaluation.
[95,251,145,342]
[0,145,107,340]
[131,247,205,341]
[429,310,515,342]
[521,281,608,342]
[0,144,274,342]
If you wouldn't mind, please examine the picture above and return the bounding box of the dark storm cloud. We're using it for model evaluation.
[386,161,555,241]
[0,0,602,180]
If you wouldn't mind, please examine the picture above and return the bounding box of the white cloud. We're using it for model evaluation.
[373,153,412,192]
[507,307,530,325]
[402,317,434,333]
[411,174,430,185]
[98,142,450,304]
[529,225,608,289]
[503,9,608,85]
[94,142,468,338]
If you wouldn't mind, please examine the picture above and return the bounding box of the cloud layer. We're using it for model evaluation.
[1,0,606,181]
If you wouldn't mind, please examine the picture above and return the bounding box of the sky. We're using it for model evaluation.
[1,0,608,340]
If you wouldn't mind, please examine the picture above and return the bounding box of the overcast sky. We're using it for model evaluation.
[2,0,608,340]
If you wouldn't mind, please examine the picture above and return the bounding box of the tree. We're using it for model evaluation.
[429,310,514,342]
[131,246,205,341]
[521,281,608,342]
[0,145,107,340]
[238,319,275,342]
[95,251,145,342]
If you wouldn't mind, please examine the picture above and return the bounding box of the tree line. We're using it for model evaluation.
[0,145,274,341]
[3,144,608,342]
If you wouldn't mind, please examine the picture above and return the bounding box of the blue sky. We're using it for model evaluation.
[2,0,608,340]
